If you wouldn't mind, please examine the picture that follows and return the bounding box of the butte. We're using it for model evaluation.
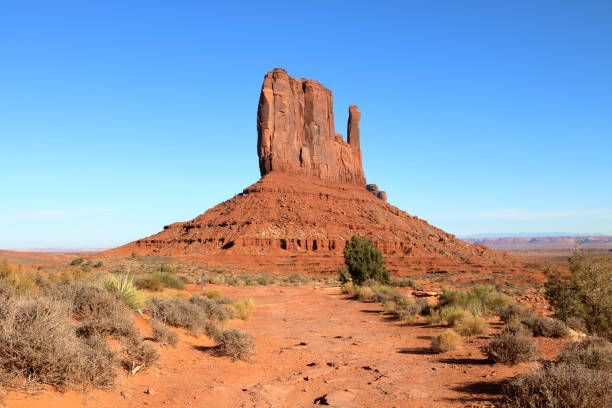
[102,68,519,276]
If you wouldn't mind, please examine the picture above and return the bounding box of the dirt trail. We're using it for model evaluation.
[4,285,548,408]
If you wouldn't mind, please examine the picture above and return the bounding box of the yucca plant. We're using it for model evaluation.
[104,273,146,311]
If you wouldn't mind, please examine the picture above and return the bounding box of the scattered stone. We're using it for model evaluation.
[145,388,156,395]
[314,390,357,407]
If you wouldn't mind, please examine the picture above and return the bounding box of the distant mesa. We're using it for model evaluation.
[102,69,520,275]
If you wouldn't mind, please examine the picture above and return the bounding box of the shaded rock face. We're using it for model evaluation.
[257,68,366,185]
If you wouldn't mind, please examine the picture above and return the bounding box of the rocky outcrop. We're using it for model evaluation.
[257,68,365,185]
[366,184,387,202]
[101,68,528,277]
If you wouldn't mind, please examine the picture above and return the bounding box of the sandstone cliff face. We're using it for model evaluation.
[257,68,366,185]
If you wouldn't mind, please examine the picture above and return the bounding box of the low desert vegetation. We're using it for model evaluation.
[521,315,569,338]
[485,331,538,365]
[0,277,155,389]
[0,260,257,390]
[501,337,612,407]
[135,264,186,291]
[544,252,611,340]
[431,329,462,353]
[213,329,255,361]
[151,321,179,346]
[104,273,147,310]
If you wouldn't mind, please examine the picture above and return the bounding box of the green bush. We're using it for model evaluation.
[544,252,611,339]
[337,267,351,284]
[343,236,389,285]
[70,257,85,266]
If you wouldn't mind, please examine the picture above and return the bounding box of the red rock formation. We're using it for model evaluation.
[102,69,524,276]
[257,68,365,185]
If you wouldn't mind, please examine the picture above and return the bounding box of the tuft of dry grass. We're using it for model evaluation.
[431,329,462,353]
[453,314,488,336]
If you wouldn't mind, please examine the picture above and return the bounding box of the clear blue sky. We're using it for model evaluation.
[1,1,611,248]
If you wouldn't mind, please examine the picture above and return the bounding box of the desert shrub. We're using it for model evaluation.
[438,285,511,317]
[501,322,531,337]
[0,260,38,294]
[485,332,538,365]
[151,270,185,290]
[189,295,231,322]
[150,295,234,333]
[70,257,85,266]
[565,316,588,333]
[438,305,471,326]
[121,339,159,373]
[151,321,179,346]
[428,309,445,325]
[382,301,397,313]
[203,289,223,299]
[104,274,146,310]
[229,299,254,320]
[341,282,356,295]
[453,314,488,336]
[556,337,612,370]
[497,303,531,324]
[214,329,255,361]
[343,235,389,285]
[390,276,421,289]
[522,315,569,338]
[50,280,141,342]
[431,329,462,353]
[338,266,351,284]
[502,363,612,408]
[149,297,207,332]
[92,261,103,268]
[355,285,375,301]
[371,285,405,303]
[471,285,512,312]
[135,276,164,292]
[544,252,611,339]
[0,296,116,388]
[398,298,429,324]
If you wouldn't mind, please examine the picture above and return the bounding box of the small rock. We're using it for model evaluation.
[145,388,156,395]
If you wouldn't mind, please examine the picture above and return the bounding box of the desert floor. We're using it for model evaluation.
[3,283,566,408]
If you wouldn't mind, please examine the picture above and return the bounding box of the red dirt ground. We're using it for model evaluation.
[3,283,568,408]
